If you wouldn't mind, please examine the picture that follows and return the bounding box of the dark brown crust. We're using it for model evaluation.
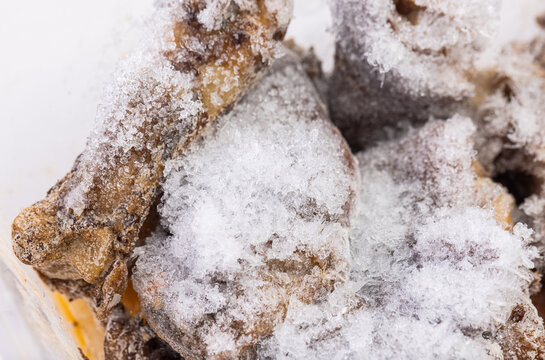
[104,306,182,360]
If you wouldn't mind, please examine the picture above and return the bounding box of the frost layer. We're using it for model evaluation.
[328,0,545,278]
[11,0,292,319]
[133,52,357,359]
[329,0,500,150]
[472,40,545,270]
[262,117,543,359]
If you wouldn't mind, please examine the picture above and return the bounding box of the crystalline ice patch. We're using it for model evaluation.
[133,52,357,359]
[262,117,541,359]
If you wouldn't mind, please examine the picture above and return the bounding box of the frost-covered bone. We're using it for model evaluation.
[132,52,357,359]
[11,0,292,319]
[262,117,545,359]
[329,0,499,151]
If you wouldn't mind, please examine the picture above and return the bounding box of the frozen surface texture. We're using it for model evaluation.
[471,38,545,270]
[329,0,500,151]
[133,52,357,359]
[7,1,545,359]
[327,0,545,276]
[11,0,292,319]
[262,117,545,359]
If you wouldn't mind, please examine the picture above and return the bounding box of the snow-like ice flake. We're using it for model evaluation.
[133,52,357,359]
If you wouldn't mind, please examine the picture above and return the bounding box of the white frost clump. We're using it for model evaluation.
[471,40,545,270]
[332,0,499,98]
[263,117,539,359]
[133,53,357,359]
[328,0,501,151]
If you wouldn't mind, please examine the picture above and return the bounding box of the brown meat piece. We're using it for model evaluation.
[104,306,182,360]
[11,0,292,320]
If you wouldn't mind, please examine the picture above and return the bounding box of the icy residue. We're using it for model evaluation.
[472,41,545,266]
[62,0,291,215]
[474,45,545,167]
[133,53,356,357]
[332,0,499,97]
[62,2,204,214]
[264,0,293,35]
[197,0,236,31]
[263,117,538,359]
[64,52,202,214]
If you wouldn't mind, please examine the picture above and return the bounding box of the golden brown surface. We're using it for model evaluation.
[497,303,545,360]
[121,280,142,318]
[473,161,515,232]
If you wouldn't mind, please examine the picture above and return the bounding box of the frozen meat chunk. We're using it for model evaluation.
[12,0,292,319]
[133,52,358,359]
[329,0,499,150]
[263,117,544,359]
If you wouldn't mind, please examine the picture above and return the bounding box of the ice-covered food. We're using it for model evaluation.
[262,117,545,360]
[11,0,292,319]
[329,0,500,150]
[132,51,357,359]
[10,0,545,359]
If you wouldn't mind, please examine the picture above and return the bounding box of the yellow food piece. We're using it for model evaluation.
[53,292,105,360]
[121,280,141,318]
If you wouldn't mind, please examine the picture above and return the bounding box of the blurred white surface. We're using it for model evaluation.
[0,0,154,233]
[0,0,543,358]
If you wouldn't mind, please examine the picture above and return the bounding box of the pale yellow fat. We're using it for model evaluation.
[53,279,142,359]
[52,292,105,360]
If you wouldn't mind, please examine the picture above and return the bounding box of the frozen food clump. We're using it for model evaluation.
[261,117,545,359]
[473,44,545,173]
[328,0,500,151]
[132,52,358,359]
[11,0,292,319]
[470,39,545,270]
